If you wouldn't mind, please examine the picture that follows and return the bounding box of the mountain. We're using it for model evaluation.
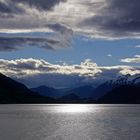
[90,81,115,100]
[94,74,140,104]
[31,85,96,103]
[0,73,54,103]
[99,85,140,104]
[31,85,95,99]
[31,86,61,98]
[90,74,140,100]
[0,72,139,104]
[57,93,82,103]
[65,85,95,98]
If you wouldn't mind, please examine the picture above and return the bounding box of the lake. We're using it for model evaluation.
[0,104,140,140]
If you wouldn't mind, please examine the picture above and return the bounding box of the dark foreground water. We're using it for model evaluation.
[0,104,140,140]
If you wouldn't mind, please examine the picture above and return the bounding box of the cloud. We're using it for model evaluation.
[121,55,140,63]
[0,0,66,17]
[80,0,140,39]
[107,54,112,57]
[136,45,140,48]
[12,0,66,11]
[1,0,140,39]
[119,68,140,76]
[0,58,101,87]
[0,58,101,77]
[0,58,139,88]
[0,24,73,51]
[0,0,92,30]
[0,36,60,51]
[0,0,24,17]
[47,23,73,48]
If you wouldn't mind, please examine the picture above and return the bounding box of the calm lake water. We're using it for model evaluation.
[0,104,140,140]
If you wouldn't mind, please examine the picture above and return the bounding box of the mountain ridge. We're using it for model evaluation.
[0,73,140,104]
[0,73,54,103]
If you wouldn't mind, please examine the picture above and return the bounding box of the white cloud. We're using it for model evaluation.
[136,45,140,48]
[107,54,112,57]
[121,55,140,63]
[119,68,140,76]
[0,58,101,77]
[0,58,139,88]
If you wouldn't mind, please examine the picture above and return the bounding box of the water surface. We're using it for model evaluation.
[0,104,140,140]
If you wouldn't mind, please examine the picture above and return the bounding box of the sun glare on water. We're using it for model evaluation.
[55,104,91,113]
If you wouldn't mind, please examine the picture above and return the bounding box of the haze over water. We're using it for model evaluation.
[0,104,140,140]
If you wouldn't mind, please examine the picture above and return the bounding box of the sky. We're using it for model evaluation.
[0,0,140,88]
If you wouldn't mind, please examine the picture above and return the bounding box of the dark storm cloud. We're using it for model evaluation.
[0,37,61,51]
[0,24,73,52]
[12,0,66,11]
[0,0,66,17]
[47,23,73,35]
[81,0,140,37]
[1,0,140,39]
[0,1,24,17]
[0,2,15,14]
[47,23,73,48]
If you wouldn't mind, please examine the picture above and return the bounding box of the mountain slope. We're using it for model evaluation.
[31,85,95,99]
[57,93,82,103]
[0,73,54,103]
[1,72,140,104]
[90,74,140,100]
[66,85,95,98]
[90,81,115,100]
[31,86,61,98]
[99,85,140,104]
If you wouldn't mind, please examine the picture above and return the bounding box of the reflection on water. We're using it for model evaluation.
[0,104,140,140]
[52,104,92,113]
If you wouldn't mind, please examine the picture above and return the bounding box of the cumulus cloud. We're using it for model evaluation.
[0,58,101,77]
[0,58,101,87]
[121,55,140,63]
[0,58,139,87]
[119,68,140,76]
